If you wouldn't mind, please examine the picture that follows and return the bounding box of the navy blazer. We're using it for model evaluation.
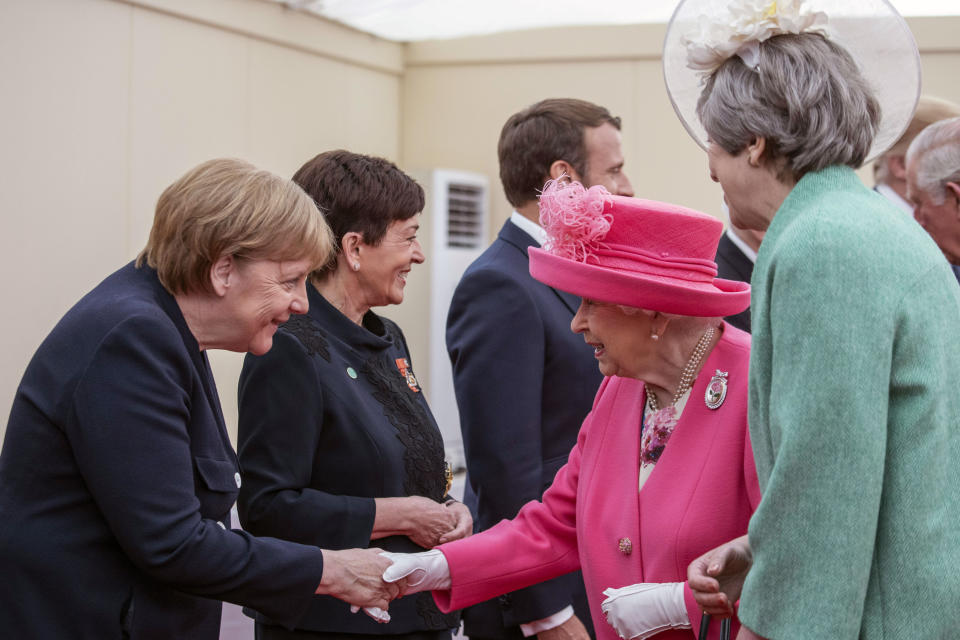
[715,232,754,333]
[446,220,601,639]
[0,263,325,639]
[237,285,458,634]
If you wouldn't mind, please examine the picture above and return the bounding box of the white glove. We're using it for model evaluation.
[349,605,391,623]
[601,582,690,640]
[380,549,451,594]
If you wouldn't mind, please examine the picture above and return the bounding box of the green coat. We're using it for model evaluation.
[740,166,960,639]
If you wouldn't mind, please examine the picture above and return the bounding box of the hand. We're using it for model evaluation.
[437,500,473,544]
[601,583,689,640]
[317,547,399,614]
[536,614,591,640]
[374,496,458,548]
[403,496,458,548]
[687,535,753,618]
[381,549,451,595]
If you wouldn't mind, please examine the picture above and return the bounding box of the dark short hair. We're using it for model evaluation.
[292,150,424,276]
[697,33,880,182]
[498,98,621,208]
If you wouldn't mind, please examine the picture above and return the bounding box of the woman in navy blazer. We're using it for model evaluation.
[0,159,397,639]
[237,150,472,640]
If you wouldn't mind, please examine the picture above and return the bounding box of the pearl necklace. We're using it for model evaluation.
[646,327,716,412]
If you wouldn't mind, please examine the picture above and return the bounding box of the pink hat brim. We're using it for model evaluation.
[529,247,750,317]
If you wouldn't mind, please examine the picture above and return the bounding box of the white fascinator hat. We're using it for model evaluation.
[662,0,921,163]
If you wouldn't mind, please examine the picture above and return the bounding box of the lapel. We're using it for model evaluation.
[639,334,739,508]
[498,219,580,314]
[144,265,234,460]
[717,234,755,284]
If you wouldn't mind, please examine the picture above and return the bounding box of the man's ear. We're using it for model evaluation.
[888,155,908,180]
[209,254,234,297]
[946,182,960,211]
[548,160,581,183]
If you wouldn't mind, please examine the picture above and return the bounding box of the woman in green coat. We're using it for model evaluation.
[663,1,960,638]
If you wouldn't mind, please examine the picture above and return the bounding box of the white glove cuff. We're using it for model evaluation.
[601,582,690,640]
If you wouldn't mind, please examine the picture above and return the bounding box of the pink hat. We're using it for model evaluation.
[529,179,750,317]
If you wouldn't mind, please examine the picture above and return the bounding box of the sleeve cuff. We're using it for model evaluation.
[519,605,575,637]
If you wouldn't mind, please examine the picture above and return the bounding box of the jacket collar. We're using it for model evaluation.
[498,219,580,314]
[304,281,394,352]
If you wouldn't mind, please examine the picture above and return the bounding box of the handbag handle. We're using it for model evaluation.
[698,614,731,640]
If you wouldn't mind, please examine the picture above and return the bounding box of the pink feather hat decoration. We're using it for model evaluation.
[529,179,750,317]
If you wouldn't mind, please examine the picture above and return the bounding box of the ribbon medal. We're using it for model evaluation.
[704,369,728,409]
[395,358,421,393]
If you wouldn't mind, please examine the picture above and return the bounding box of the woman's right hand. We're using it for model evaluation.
[372,496,457,548]
[686,534,753,617]
[401,496,459,548]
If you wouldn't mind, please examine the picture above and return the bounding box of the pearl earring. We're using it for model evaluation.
[352,263,360,271]
[650,332,659,341]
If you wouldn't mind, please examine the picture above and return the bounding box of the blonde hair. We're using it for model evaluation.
[137,158,333,295]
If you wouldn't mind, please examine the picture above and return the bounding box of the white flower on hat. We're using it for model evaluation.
[683,0,828,72]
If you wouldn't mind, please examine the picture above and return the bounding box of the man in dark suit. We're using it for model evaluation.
[714,200,764,333]
[446,98,633,640]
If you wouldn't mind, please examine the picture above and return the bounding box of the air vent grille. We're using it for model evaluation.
[446,183,484,248]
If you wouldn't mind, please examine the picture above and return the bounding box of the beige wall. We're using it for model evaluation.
[0,0,403,445]
[2,1,959,447]
[402,17,960,228]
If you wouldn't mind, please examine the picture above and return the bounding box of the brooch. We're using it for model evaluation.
[704,370,728,410]
[395,357,421,393]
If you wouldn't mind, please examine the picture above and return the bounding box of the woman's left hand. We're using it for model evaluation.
[438,500,473,544]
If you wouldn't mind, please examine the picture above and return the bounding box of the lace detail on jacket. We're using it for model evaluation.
[361,322,446,502]
[283,315,331,361]
[415,592,461,629]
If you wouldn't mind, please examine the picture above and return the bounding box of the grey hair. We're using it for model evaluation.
[696,33,880,182]
[906,116,960,206]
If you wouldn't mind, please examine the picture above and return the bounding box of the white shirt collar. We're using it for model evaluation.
[510,210,547,246]
[876,183,914,216]
[725,227,758,264]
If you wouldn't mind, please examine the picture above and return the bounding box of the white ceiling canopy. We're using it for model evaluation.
[272,0,960,41]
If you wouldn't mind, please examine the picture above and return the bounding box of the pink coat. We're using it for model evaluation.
[434,324,760,640]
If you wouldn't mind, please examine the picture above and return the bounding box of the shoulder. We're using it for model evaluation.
[276,313,330,360]
[377,315,412,355]
[57,271,186,368]
[717,323,751,358]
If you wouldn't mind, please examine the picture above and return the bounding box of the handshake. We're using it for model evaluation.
[318,548,452,623]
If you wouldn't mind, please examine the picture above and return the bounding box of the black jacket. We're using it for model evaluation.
[238,285,458,634]
[715,232,754,333]
[0,263,325,639]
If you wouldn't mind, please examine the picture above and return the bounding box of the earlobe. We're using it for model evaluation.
[210,255,234,297]
[648,311,671,340]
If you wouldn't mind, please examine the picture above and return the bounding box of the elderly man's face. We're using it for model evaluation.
[907,164,960,265]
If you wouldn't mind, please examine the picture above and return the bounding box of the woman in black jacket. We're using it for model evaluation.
[238,150,471,640]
